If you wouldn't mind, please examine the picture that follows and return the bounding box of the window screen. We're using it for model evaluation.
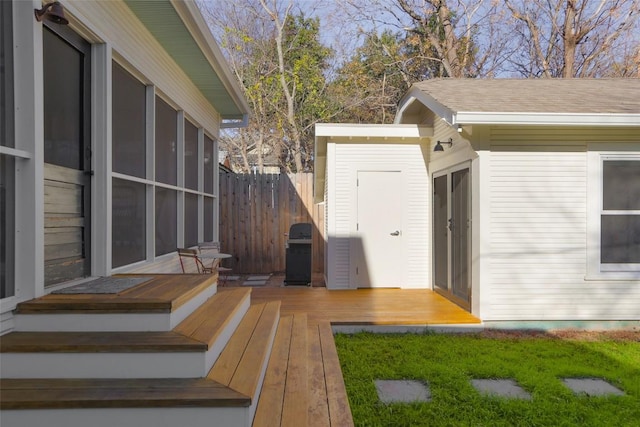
[155,97,177,185]
[185,120,199,190]
[155,187,177,256]
[184,193,198,247]
[112,178,146,267]
[112,63,146,178]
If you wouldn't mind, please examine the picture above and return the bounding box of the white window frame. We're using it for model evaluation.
[586,149,640,280]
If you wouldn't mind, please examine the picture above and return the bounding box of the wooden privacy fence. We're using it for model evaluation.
[219,173,324,275]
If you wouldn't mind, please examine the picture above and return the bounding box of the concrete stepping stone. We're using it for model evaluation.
[562,378,624,397]
[375,380,431,404]
[246,275,271,281]
[242,280,267,286]
[471,379,532,400]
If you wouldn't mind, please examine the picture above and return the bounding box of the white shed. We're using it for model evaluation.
[315,79,640,325]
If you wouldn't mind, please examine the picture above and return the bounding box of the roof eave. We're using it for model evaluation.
[171,0,250,120]
[395,86,455,125]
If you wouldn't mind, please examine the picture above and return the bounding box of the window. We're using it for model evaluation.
[110,61,218,268]
[600,159,640,269]
[588,152,640,279]
[1,0,15,298]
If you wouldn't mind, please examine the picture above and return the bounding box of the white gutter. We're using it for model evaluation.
[453,112,640,127]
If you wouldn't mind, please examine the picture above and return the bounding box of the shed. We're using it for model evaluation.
[315,78,640,325]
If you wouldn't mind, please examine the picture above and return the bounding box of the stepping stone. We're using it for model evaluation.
[242,280,267,286]
[223,276,241,281]
[562,378,624,397]
[246,275,271,281]
[471,379,532,400]
[375,380,431,404]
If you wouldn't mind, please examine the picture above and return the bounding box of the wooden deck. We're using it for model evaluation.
[250,287,480,326]
[4,276,480,426]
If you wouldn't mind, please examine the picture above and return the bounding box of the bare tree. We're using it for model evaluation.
[339,0,509,79]
[504,0,640,78]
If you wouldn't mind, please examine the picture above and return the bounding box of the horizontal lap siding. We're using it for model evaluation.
[487,127,640,320]
[332,143,429,289]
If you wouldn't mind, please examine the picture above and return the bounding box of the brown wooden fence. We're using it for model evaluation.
[219,173,324,275]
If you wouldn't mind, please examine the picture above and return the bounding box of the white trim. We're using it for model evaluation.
[586,150,640,280]
[454,112,640,127]
[1,407,249,427]
[315,123,433,138]
[0,146,31,158]
[1,352,206,379]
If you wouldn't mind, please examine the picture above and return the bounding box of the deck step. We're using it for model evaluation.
[13,274,218,332]
[208,301,281,425]
[0,288,251,379]
[253,313,309,427]
[0,378,251,427]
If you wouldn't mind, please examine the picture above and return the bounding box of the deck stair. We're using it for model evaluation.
[12,274,219,332]
[0,276,354,426]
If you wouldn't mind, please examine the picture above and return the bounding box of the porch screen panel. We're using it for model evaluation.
[185,121,198,190]
[204,196,214,242]
[155,97,177,185]
[204,135,214,194]
[112,178,146,268]
[112,63,146,178]
[43,28,81,170]
[184,193,198,247]
[155,187,177,256]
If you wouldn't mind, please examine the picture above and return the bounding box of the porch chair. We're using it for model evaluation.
[177,248,213,274]
[198,241,233,286]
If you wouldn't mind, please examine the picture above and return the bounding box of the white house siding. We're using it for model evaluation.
[66,0,220,134]
[328,141,430,289]
[486,127,640,321]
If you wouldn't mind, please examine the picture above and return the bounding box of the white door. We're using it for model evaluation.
[354,171,404,287]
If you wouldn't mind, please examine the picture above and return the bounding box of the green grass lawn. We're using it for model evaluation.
[334,332,640,427]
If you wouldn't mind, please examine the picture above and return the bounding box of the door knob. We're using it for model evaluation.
[390,230,400,236]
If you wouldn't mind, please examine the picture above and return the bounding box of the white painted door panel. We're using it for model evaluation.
[355,171,404,287]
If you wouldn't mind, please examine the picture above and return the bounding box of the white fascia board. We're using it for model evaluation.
[395,87,455,125]
[314,123,433,139]
[171,0,251,120]
[454,112,640,127]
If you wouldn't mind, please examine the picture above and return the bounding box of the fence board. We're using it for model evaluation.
[219,173,324,275]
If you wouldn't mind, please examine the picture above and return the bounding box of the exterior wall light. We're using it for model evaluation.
[434,138,453,152]
[34,1,68,25]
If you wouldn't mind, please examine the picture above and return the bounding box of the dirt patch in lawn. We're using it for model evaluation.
[478,329,640,341]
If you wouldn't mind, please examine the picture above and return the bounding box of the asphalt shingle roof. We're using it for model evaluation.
[412,78,640,114]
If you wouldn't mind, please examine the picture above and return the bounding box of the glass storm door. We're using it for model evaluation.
[43,25,91,286]
[433,165,471,310]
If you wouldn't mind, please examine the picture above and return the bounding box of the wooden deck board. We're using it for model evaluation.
[307,324,330,427]
[174,288,250,347]
[228,301,280,398]
[318,322,354,427]
[281,314,308,427]
[16,274,216,314]
[0,378,250,409]
[208,304,265,386]
[253,315,293,427]
[250,287,480,326]
[0,331,206,353]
